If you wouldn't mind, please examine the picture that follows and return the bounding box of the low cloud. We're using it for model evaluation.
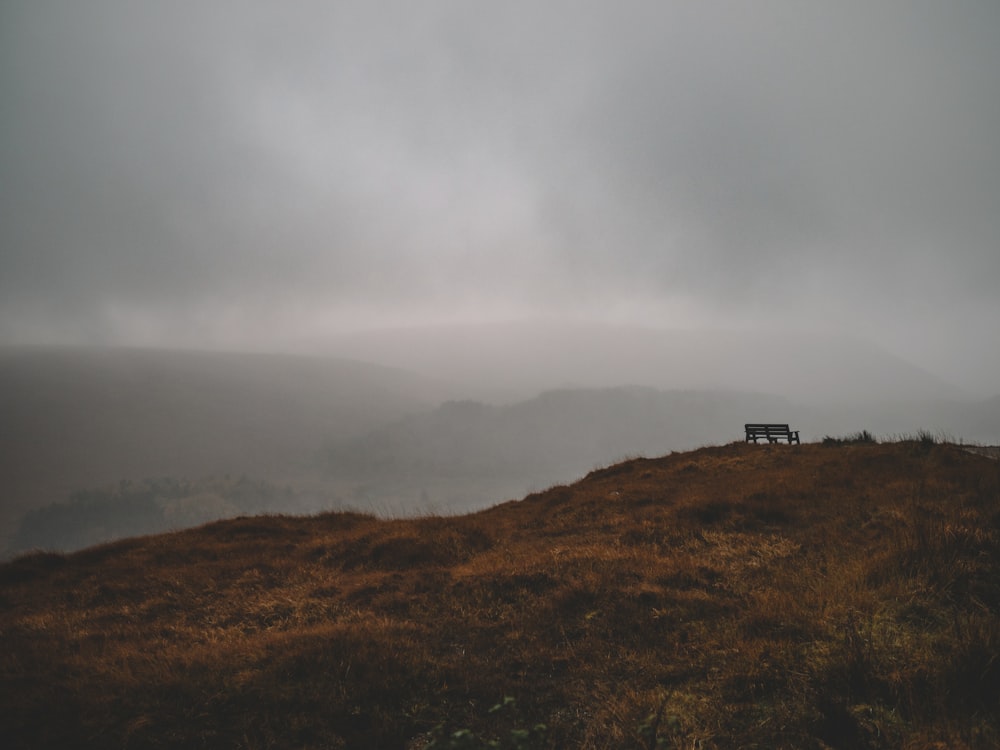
[2,1,998,392]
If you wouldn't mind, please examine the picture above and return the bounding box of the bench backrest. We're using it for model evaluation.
[745,423,791,433]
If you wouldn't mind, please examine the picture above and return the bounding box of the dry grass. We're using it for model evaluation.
[2,441,999,748]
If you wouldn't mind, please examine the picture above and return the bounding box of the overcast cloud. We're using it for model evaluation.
[2,1,999,392]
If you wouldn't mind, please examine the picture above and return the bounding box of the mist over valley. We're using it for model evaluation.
[2,328,997,557]
[0,346,442,554]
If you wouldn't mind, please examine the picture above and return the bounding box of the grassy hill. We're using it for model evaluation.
[2,440,999,748]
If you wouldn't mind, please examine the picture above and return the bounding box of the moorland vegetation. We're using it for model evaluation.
[2,439,999,748]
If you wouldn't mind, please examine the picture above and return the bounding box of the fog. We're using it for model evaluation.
[2,1,999,395]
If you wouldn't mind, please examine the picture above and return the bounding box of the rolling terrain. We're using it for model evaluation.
[4,343,999,558]
[2,439,998,748]
[6,386,802,557]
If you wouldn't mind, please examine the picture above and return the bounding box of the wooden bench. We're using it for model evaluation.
[745,423,800,444]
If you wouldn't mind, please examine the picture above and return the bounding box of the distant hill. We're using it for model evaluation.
[324,384,1000,516]
[325,387,806,512]
[0,346,442,546]
[10,356,998,558]
[3,441,998,748]
[318,320,965,404]
[5,342,996,557]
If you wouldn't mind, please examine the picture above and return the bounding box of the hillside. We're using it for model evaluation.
[0,347,442,547]
[2,440,998,749]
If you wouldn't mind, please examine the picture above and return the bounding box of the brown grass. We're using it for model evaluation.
[2,441,999,748]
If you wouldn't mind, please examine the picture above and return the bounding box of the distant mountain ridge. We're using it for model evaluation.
[3,343,997,556]
[324,383,1000,516]
[319,320,964,405]
[326,387,801,494]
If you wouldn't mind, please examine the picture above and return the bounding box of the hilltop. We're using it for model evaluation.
[2,440,999,748]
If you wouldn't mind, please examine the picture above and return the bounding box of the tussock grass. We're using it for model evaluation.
[2,441,999,748]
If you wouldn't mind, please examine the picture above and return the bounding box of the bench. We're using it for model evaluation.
[745,423,800,444]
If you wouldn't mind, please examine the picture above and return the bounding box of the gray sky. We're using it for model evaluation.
[2,1,999,393]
